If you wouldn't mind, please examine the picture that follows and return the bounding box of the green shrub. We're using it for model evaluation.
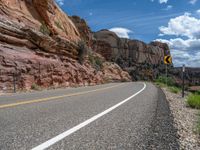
[31,83,40,90]
[88,54,103,71]
[155,76,175,86]
[196,90,200,95]
[55,21,64,30]
[40,22,50,35]
[169,86,181,94]
[88,54,95,64]
[78,40,88,64]
[95,57,103,69]
[187,94,200,109]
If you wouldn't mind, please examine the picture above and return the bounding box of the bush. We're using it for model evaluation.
[196,90,200,95]
[169,86,181,94]
[88,54,103,71]
[187,94,200,109]
[95,57,103,69]
[40,22,50,35]
[55,21,64,30]
[78,40,88,64]
[31,83,40,90]
[155,76,175,86]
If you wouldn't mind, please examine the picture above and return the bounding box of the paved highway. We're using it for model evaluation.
[0,82,179,150]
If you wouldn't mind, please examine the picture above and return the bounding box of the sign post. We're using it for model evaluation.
[164,56,172,86]
[165,64,168,85]
[182,64,185,98]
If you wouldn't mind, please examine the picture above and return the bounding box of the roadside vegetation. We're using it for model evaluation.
[155,76,181,94]
[155,76,200,135]
[187,91,200,135]
[31,83,41,91]
[187,93,200,109]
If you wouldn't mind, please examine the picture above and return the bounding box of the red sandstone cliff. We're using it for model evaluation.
[0,0,131,91]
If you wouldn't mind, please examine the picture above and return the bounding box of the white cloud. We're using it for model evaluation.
[109,27,132,38]
[189,0,198,4]
[163,5,173,10]
[197,9,200,15]
[56,0,64,6]
[159,13,200,39]
[159,0,168,4]
[156,38,200,51]
[156,13,200,67]
[156,37,200,67]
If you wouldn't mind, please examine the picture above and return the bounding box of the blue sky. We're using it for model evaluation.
[56,0,200,67]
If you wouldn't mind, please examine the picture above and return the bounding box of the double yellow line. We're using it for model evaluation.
[0,84,123,109]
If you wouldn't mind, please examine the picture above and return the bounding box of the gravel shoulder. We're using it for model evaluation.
[162,87,200,150]
[145,87,180,150]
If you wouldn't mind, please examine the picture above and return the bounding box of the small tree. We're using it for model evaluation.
[40,22,50,36]
[78,40,88,65]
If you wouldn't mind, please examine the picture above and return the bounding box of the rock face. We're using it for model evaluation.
[0,0,80,40]
[69,16,92,47]
[0,0,131,91]
[92,30,170,80]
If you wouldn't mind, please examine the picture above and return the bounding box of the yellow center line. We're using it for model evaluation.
[0,84,124,109]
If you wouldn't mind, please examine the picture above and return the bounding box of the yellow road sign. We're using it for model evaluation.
[164,56,172,64]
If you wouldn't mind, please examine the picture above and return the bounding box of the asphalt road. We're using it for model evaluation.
[0,82,179,150]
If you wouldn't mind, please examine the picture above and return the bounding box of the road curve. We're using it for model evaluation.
[0,82,179,150]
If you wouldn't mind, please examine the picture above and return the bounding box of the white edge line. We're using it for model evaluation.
[32,82,147,150]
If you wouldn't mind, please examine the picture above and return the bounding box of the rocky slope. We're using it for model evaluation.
[0,0,131,91]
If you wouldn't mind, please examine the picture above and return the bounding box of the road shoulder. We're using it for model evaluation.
[145,86,180,149]
[162,87,200,150]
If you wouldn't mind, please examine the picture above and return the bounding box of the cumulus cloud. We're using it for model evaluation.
[159,13,200,39]
[156,13,200,67]
[159,0,168,4]
[156,38,200,51]
[156,38,200,67]
[150,0,168,4]
[109,27,132,38]
[56,0,64,6]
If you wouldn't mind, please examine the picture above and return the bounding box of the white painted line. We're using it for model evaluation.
[32,83,146,150]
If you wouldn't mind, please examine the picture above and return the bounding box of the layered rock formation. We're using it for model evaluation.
[0,0,131,91]
[92,30,170,80]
